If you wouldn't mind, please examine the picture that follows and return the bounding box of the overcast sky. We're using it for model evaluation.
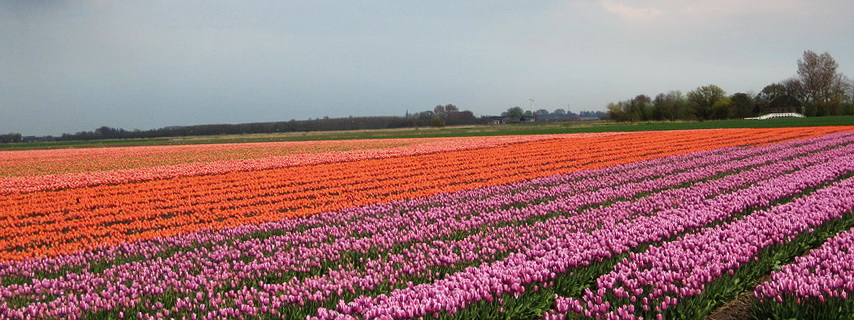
[2,1,853,136]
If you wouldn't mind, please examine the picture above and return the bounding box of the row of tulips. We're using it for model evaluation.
[752,225,854,319]
[0,131,852,319]
[257,139,854,319]
[0,134,584,191]
[4,130,851,285]
[0,129,799,260]
[4,127,840,184]
[548,164,854,319]
[4,130,850,278]
[0,132,654,256]
[3,127,812,195]
[315,142,854,320]
[2,126,799,280]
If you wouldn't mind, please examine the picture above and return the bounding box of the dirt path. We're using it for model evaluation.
[704,290,757,320]
[704,275,772,320]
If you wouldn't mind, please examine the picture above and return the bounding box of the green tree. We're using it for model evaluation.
[604,95,651,122]
[523,110,534,118]
[652,93,668,121]
[710,97,732,120]
[630,95,652,122]
[687,84,727,121]
[729,92,755,118]
[606,102,627,121]
[505,106,524,120]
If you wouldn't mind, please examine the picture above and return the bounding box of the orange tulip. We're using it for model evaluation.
[0,127,850,260]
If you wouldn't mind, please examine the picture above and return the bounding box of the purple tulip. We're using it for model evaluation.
[755,224,854,305]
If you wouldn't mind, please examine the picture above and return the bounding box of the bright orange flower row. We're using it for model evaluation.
[0,127,847,260]
[0,135,580,193]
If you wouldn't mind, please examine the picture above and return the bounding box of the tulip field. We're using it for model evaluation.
[1,126,853,319]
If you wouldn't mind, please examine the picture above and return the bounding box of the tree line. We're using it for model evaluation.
[607,50,854,122]
[501,106,605,122]
[0,133,22,143]
[408,104,480,127]
[45,105,483,141]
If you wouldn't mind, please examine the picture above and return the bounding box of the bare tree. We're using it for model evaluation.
[665,90,689,121]
[846,77,854,106]
[433,105,446,119]
[756,83,788,105]
[443,104,459,114]
[797,50,844,115]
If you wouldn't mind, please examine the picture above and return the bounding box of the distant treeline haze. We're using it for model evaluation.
[22,104,604,142]
[55,106,481,141]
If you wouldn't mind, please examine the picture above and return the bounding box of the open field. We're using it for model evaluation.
[1,125,853,319]
[3,115,852,150]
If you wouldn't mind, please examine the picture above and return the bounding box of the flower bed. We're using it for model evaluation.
[0,129,852,319]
